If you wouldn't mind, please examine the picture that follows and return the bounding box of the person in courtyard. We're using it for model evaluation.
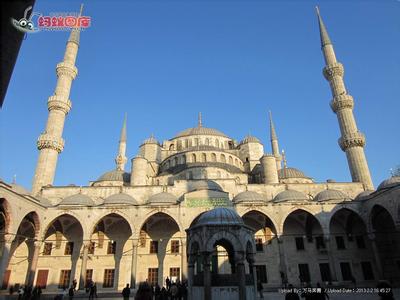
[122,283,130,300]
[257,280,264,299]
[68,285,75,300]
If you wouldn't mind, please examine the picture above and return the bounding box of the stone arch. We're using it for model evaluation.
[201,153,207,162]
[329,207,367,237]
[220,154,226,163]
[279,207,321,235]
[137,211,183,236]
[191,153,197,163]
[215,139,220,148]
[205,231,244,253]
[41,212,86,241]
[282,208,324,240]
[89,211,134,238]
[229,156,233,164]
[211,153,217,162]
[370,204,396,233]
[0,198,12,234]
[17,211,40,239]
[241,210,278,236]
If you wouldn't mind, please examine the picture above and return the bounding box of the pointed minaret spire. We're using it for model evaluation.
[316,6,332,47]
[316,8,373,190]
[115,114,128,171]
[269,111,282,170]
[32,5,84,194]
[68,4,84,46]
[198,112,202,128]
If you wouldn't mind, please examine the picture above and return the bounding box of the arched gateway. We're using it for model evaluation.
[186,208,257,300]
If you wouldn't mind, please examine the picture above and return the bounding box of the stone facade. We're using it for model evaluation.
[0,7,399,297]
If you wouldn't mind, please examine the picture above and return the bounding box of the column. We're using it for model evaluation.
[0,235,13,287]
[78,242,90,290]
[203,252,212,300]
[188,257,195,300]
[236,258,246,300]
[368,233,383,279]
[181,238,187,281]
[277,235,288,285]
[130,240,138,289]
[26,241,42,286]
[325,236,337,282]
[248,257,257,299]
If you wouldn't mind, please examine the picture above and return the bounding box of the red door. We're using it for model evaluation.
[36,270,49,289]
[1,270,10,289]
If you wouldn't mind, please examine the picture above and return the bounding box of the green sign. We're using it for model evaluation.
[186,197,232,208]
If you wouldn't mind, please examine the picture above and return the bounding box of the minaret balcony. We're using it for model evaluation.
[330,95,354,112]
[47,96,72,114]
[37,134,65,153]
[323,62,344,80]
[338,132,366,151]
[56,62,78,79]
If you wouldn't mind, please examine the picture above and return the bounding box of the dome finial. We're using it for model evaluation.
[282,149,287,169]
[198,112,202,128]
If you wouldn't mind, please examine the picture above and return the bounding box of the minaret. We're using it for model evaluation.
[269,111,282,170]
[198,112,202,127]
[32,5,83,194]
[115,115,127,171]
[316,7,373,190]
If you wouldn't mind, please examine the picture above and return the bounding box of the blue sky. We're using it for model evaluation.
[0,0,399,189]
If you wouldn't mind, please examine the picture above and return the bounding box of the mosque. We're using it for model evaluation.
[0,6,399,299]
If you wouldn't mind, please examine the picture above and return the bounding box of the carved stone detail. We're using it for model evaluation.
[56,62,78,79]
[47,96,72,114]
[330,94,354,112]
[338,131,366,151]
[323,62,344,80]
[37,133,65,153]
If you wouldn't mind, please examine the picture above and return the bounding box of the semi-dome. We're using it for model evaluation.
[377,176,400,190]
[233,191,266,204]
[59,194,95,206]
[314,189,348,202]
[174,126,228,138]
[240,135,261,144]
[97,170,130,182]
[278,167,309,179]
[147,192,178,205]
[273,189,308,203]
[103,193,138,205]
[195,207,243,227]
[188,180,223,192]
[354,190,374,201]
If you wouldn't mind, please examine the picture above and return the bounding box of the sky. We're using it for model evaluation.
[0,0,399,190]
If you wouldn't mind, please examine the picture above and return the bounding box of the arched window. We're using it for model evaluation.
[215,139,219,148]
[185,139,189,148]
[205,138,210,146]
[211,153,217,162]
[169,144,175,151]
[235,158,239,166]
[181,155,186,164]
[177,140,182,150]
[194,138,199,146]
[202,153,207,162]
[192,154,197,163]
[221,154,226,163]
[229,156,233,164]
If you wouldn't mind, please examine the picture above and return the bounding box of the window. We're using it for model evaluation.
[298,264,311,283]
[202,153,207,162]
[221,154,226,163]
[335,236,346,250]
[64,242,74,255]
[361,261,374,280]
[255,265,267,283]
[107,241,116,254]
[171,240,179,254]
[85,269,93,287]
[150,241,158,254]
[88,242,95,255]
[103,269,115,288]
[319,263,332,283]
[211,153,217,162]
[170,267,180,279]
[356,235,366,249]
[315,236,325,249]
[148,268,158,285]
[35,270,49,289]
[191,154,196,163]
[58,270,71,288]
[340,262,352,281]
[255,238,263,252]
[295,237,305,250]
[43,242,52,255]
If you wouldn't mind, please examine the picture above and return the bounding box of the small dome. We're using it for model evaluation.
[59,194,95,206]
[354,190,374,201]
[103,193,138,205]
[10,184,30,195]
[97,170,130,182]
[188,180,223,192]
[174,127,228,138]
[314,189,348,202]
[233,191,265,204]
[377,176,400,190]
[278,167,309,179]
[147,192,178,205]
[240,135,261,144]
[273,189,308,203]
[195,208,243,227]
[142,136,159,145]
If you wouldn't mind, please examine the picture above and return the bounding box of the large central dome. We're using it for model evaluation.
[174,126,228,138]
